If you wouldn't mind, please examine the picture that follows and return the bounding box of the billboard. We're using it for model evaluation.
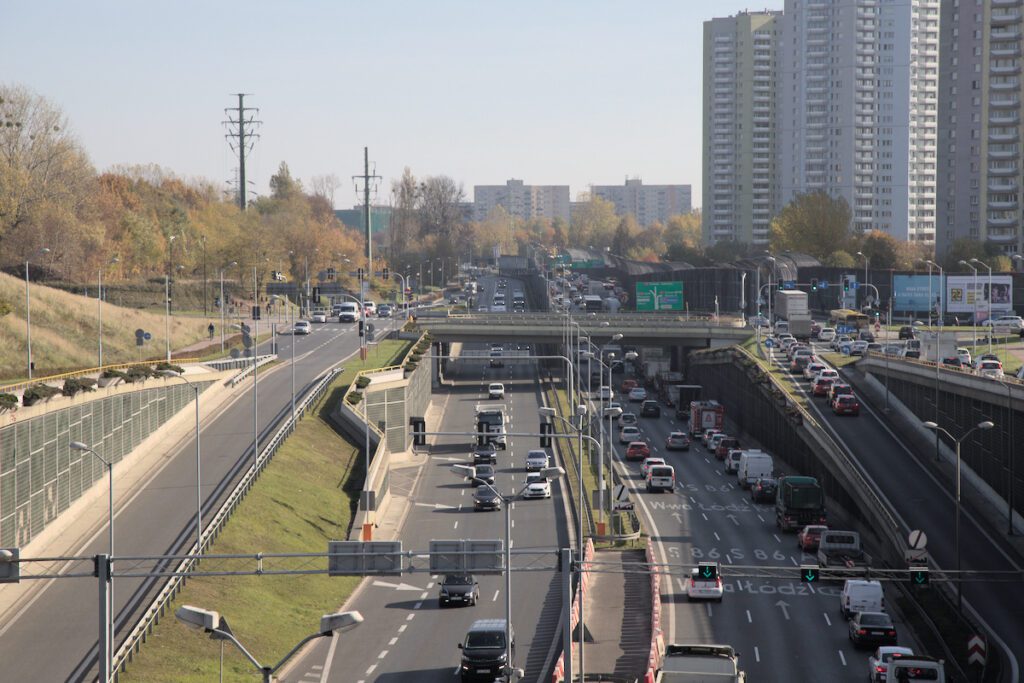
[893,275,942,312]
[946,275,1013,317]
[636,281,684,311]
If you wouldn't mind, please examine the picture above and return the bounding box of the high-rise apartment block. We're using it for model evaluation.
[937,0,1023,256]
[473,179,571,224]
[702,11,781,246]
[591,179,692,226]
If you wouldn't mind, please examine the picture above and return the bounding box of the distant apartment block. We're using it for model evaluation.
[702,10,781,246]
[590,179,692,226]
[936,0,1023,256]
[473,179,571,223]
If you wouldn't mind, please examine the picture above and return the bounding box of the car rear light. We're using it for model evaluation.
[716,578,722,588]
[887,630,896,636]
[858,629,868,635]
[875,666,885,673]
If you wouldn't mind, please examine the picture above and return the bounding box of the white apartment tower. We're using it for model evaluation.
[702,11,782,246]
[473,179,571,224]
[777,0,940,242]
[591,179,692,227]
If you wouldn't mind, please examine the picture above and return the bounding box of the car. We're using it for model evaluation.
[377,304,393,318]
[473,464,495,486]
[646,464,676,493]
[858,330,875,343]
[978,352,1000,362]
[640,400,661,417]
[707,432,729,454]
[625,441,651,460]
[473,444,497,466]
[628,387,648,402]
[982,315,1024,332]
[458,619,515,682]
[311,312,327,323]
[810,322,822,337]
[790,351,815,372]
[868,646,916,682]
[701,428,722,447]
[849,611,898,649]
[724,449,743,474]
[814,368,839,382]
[293,320,312,335]
[956,347,972,366]
[750,315,770,328]
[472,485,501,511]
[797,524,829,552]
[522,473,552,499]
[640,457,667,478]
[665,431,691,451]
[489,345,504,368]
[976,360,1004,378]
[363,301,377,316]
[866,342,883,353]
[780,337,799,353]
[831,335,852,351]
[715,436,741,460]
[439,574,480,607]
[749,477,778,503]
[828,383,853,403]
[687,565,724,602]
[898,326,916,340]
[812,376,836,397]
[620,426,641,444]
[804,362,828,380]
[618,412,638,429]
[525,450,550,471]
[488,383,505,400]
[817,327,837,342]
[598,386,613,401]
[620,378,639,393]
[941,356,964,369]
[849,341,869,356]
[832,394,861,416]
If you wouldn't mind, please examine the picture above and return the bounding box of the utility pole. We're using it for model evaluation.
[353,147,382,359]
[223,94,261,211]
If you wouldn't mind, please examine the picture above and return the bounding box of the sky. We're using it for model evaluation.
[3,1,782,210]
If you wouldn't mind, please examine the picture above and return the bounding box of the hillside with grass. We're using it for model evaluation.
[0,272,225,382]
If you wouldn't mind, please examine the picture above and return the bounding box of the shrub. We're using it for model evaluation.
[62,377,98,397]
[23,384,60,407]
[346,391,363,405]
[155,362,185,375]
[404,361,418,372]
[125,366,156,383]
[410,353,423,363]
[0,298,11,317]
[0,393,18,411]
[101,369,128,380]
[355,376,371,389]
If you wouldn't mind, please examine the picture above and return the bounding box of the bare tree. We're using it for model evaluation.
[310,173,340,208]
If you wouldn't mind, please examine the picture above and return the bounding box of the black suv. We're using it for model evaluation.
[439,574,479,607]
[473,444,497,466]
[640,400,661,417]
[898,326,916,340]
[750,478,778,503]
[458,619,515,682]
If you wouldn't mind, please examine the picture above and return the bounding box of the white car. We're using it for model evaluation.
[814,368,839,382]
[628,387,648,402]
[640,457,666,478]
[598,386,613,401]
[687,565,724,602]
[488,383,505,399]
[817,327,837,342]
[311,312,327,324]
[868,646,916,682]
[804,362,827,380]
[620,426,641,443]
[525,450,550,471]
[849,340,869,356]
[956,347,972,366]
[363,301,377,316]
[982,315,1024,332]
[618,412,638,429]
[293,320,312,335]
[522,473,552,499]
[976,360,1004,378]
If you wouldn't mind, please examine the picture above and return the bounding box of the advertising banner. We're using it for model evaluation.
[636,281,684,311]
[893,275,942,312]
[945,274,1013,317]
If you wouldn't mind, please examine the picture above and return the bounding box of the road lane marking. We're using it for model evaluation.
[704,458,710,464]
[378,650,388,659]
[399,625,407,633]
[714,532,721,541]
[823,613,831,626]
[389,637,398,645]
[773,534,782,544]
[790,557,799,566]
[757,515,765,522]
[701,513,708,521]
[406,614,415,621]
[493,590,500,602]
[419,591,428,599]
[706,604,713,617]
[755,646,760,662]
[746,610,752,623]
[365,665,377,675]
[838,651,847,666]
[413,602,422,609]
[454,521,459,529]
[677,578,686,592]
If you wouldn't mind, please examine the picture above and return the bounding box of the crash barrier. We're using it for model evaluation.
[225,354,277,387]
[643,537,664,683]
[550,539,595,682]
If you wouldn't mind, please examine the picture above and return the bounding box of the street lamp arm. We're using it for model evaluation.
[269,630,331,675]
[210,628,264,673]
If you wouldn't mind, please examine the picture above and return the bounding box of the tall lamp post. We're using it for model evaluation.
[958,260,979,356]
[97,257,120,368]
[219,261,238,353]
[69,441,114,682]
[25,246,51,379]
[922,419,994,613]
[969,258,993,352]
[923,259,944,462]
[159,371,203,551]
[765,255,776,327]
[856,251,870,306]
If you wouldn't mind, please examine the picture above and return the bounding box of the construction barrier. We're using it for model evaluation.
[550,539,595,682]
[644,537,664,681]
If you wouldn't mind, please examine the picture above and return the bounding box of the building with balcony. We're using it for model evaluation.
[590,179,692,227]
[473,179,571,224]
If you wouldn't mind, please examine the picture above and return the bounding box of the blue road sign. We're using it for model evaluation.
[819,280,829,289]
[837,325,853,335]
[764,339,775,348]
[853,282,860,290]
[783,281,796,290]
[143,332,152,341]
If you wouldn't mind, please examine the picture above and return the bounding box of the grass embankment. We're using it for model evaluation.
[738,336,810,407]
[544,387,640,548]
[120,339,411,682]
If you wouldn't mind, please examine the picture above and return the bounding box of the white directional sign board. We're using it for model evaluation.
[429,539,504,574]
[328,541,403,576]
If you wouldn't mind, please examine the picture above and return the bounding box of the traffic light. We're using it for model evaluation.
[540,422,553,448]
[313,286,321,303]
[410,417,426,447]
[843,278,850,293]
[477,420,490,446]
[777,280,785,291]
[251,305,261,320]
[697,562,719,581]
[327,267,336,280]
[357,268,364,280]
[810,278,818,291]
[382,267,389,280]
[358,320,365,337]
[909,566,929,587]
[800,565,819,583]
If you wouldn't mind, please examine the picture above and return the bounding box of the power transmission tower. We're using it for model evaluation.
[352,147,381,285]
[223,94,261,211]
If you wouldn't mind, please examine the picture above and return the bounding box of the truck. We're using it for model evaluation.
[689,400,724,437]
[775,475,826,531]
[888,656,946,682]
[774,290,809,320]
[474,404,507,450]
[656,644,746,682]
[817,530,872,570]
[787,313,814,341]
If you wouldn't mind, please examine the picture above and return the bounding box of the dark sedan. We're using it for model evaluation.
[849,611,898,649]
[750,478,778,503]
[473,485,501,511]
[473,444,497,466]
[439,574,479,607]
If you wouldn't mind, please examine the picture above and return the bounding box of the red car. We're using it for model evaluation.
[832,394,861,416]
[620,378,639,394]
[797,525,828,552]
[811,377,835,397]
[625,441,651,461]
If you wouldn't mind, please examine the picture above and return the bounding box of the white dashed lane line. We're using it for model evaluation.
[823,613,831,626]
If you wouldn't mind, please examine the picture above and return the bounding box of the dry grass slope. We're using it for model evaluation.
[0,272,221,381]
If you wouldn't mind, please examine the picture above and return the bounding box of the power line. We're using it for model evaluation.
[222,94,261,211]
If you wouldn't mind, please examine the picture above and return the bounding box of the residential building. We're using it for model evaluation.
[702,10,781,246]
[776,0,940,242]
[473,179,571,223]
[590,179,692,226]
[936,0,1023,256]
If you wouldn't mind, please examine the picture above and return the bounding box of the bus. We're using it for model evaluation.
[829,309,870,329]
[583,295,605,312]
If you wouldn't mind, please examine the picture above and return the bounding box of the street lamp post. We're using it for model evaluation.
[924,260,944,462]
[175,606,363,683]
[25,247,51,379]
[922,420,995,613]
[766,256,776,327]
[970,258,993,352]
[219,261,238,354]
[856,251,870,306]
[69,441,113,682]
[159,371,203,551]
[958,260,979,356]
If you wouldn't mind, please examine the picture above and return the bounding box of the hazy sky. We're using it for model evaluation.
[3,1,782,209]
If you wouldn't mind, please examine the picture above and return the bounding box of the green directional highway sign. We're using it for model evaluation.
[910,567,929,587]
[698,562,719,580]
[636,281,684,312]
[800,565,819,583]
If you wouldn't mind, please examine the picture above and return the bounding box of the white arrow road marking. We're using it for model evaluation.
[775,600,791,620]
[372,580,423,591]
[413,502,456,509]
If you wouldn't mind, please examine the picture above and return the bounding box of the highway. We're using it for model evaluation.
[0,311,402,682]
[283,275,570,683]
[768,341,1024,675]
[606,383,900,681]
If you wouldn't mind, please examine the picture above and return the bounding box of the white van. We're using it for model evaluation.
[337,302,361,322]
[888,656,945,682]
[840,579,884,619]
[646,465,675,493]
[737,451,773,489]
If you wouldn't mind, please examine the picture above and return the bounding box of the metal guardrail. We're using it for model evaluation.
[420,311,746,328]
[225,354,277,387]
[0,358,202,396]
[861,350,1024,387]
[112,365,343,679]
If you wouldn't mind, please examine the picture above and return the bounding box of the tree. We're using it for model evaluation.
[418,175,465,249]
[663,212,702,262]
[569,196,618,248]
[770,191,853,260]
[310,173,340,208]
[551,217,568,248]
[269,162,302,200]
[823,250,856,268]
[611,216,638,256]
[705,240,749,263]
[857,230,902,270]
